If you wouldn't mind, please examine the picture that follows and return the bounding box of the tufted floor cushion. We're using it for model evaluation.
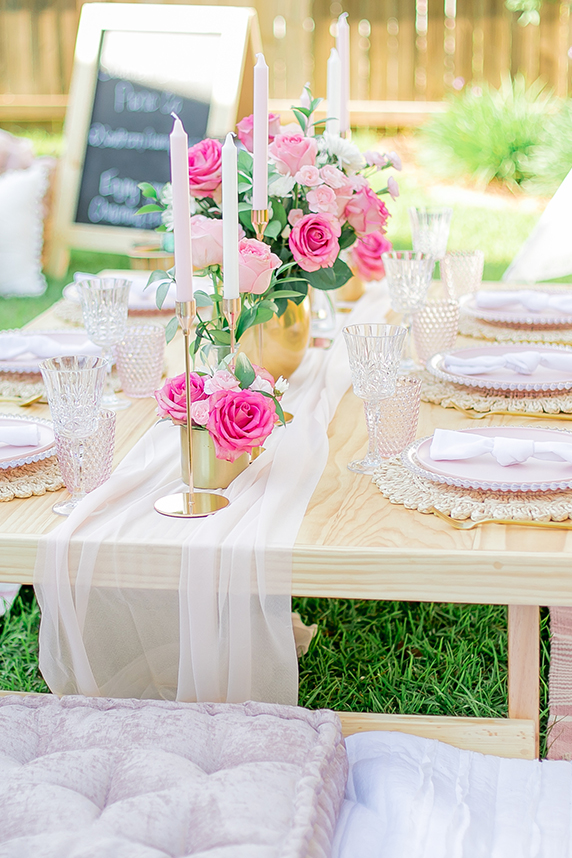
[0,695,348,858]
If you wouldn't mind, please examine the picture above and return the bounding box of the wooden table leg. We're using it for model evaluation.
[508,605,540,757]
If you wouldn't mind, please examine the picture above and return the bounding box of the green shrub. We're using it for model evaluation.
[418,75,556,189]
[525,99,572,194]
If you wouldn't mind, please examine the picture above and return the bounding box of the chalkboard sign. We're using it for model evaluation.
[48,4,261,276]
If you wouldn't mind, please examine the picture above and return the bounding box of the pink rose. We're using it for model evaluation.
[238,238,282,294]
[251,364,275,387]
[236,113,281,152]
[268,134,318,177]
[288,208,304,227]
[188,138,222,200]
[294,165,322,187]
[207,388,277,462]
[154,372,207,425]
[190,215,223,269]
[306,185,337,215]
[349,232,393,282]
[288,213,341,273]
[344,185,390,236]
[191,400,210,426]
[320,165,347,189]
[203,370,240,395]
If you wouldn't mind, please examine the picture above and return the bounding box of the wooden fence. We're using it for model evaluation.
[1,0,572,124]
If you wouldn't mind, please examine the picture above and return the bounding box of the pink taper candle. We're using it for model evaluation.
[252,53,269,211]
[169,114,193,302]
[336,12,350,134]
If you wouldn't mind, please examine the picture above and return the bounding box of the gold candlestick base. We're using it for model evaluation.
[222,296,241,366]
[155,297,229,518]
[155,491,229,518]
[251,208,269,242]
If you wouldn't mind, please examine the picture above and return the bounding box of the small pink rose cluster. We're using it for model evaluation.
[155,366,279,463]
[265,133,390,274]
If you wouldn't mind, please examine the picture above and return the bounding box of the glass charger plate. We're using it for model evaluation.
[460,292,572,327]
[0,415,55,470]
[426,344,572,393]
[0,330,99,374]
[401,425,572,492]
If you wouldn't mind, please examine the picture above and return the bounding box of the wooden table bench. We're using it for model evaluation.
[1,298,560,760]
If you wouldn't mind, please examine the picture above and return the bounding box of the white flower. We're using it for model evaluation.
[320,133,366,173]
[281,224,291,239]
[269,174,296,196]
[161,206,174,230]
[274,376,289,396]
[250,375,274,395]
[160,183,172,206]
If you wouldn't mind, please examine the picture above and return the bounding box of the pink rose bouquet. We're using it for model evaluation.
[154,354,288,463]
[139,86,401,351]
[349,232,393,282]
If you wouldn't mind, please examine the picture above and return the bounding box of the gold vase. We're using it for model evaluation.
[180,426,250,489]
[337,273,365,302]
[239,297,311,380]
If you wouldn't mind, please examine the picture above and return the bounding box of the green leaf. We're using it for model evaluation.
[310,96,323,112]
[270,197,287,229]
[254,306,275,326]
[303,257,353,291]
[146,269,171,287]
[292,107,308,131]
[211,329,231,345]
[238,202,252,212]
[138,182,158,200]
[239,209,254,233]
[155,280,171,309]
[293,105,311,118]
[237,149,253,173]
[258,390,286,426]
[339,224,357,250]
[264,219,282,239]
[266,289,306,300]
[136,203,163,214]
[165,316,179,343]
[194,290,213,307]
[234,352,256,389]
[238,181,252,193]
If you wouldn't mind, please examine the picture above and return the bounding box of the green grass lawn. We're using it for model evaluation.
[0,127,553,753]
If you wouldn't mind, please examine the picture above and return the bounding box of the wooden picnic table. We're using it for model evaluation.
[1,293,563,760]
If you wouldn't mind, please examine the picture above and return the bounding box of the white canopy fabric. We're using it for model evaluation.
[503,168,572,284]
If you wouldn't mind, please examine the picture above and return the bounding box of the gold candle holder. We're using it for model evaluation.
[251,208,269,242]
[222,296,241,369]
[154,298,229,518]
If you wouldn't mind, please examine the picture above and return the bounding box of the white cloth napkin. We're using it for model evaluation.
[475,289,572,314]
[0,333,100,361]
[430,428,572,467]
[0,424,40,447]
[443,349,572,376]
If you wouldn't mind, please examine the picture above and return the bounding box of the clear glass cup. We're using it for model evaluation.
[408,207,453,260]
[412,299,460,365]
[343,323,407,474]
[382,251,435,371]
[39,355,108,438]
[310,287,337,340]
[441,250,485,299]
[116,325,165,398]
[378,376,422,458]
[53,409,116,516]
[76,278,132,411]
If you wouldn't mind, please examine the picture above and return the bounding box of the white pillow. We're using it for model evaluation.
[0,158,51,297]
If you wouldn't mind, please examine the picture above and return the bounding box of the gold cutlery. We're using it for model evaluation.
[430,507,572,531]
[0,393,45,407]
[448,402,572,421]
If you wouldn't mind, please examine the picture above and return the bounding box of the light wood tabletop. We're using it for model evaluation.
[3,295,565,758]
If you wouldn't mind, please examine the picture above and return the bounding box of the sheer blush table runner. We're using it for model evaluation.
[34,286,390,704]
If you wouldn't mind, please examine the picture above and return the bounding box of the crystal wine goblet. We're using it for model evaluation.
[408,206,453,260]
[342,323,407,474]
[382,251,435,371]
[76,277,132,410]
[39,355,109,515]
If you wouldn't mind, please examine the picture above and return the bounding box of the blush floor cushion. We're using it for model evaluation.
[333,731,572,858]
[0,696,347,858]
